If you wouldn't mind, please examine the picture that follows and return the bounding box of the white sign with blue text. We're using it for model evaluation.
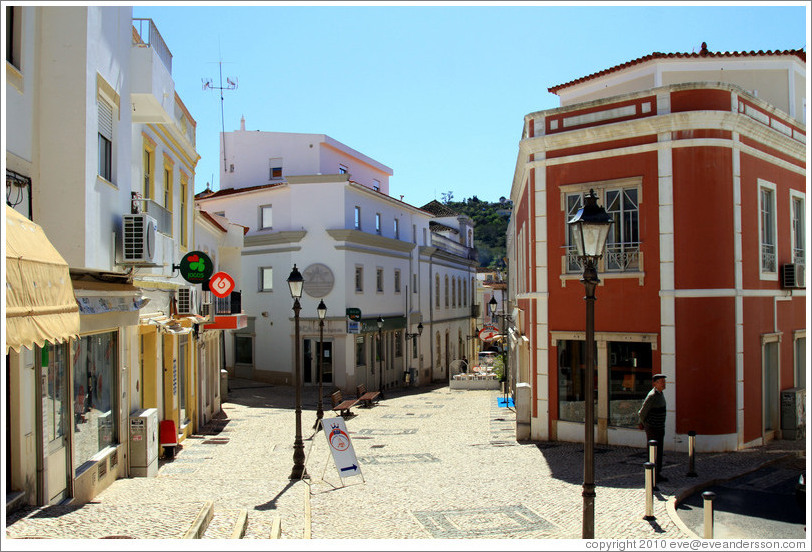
[322,416,362,479]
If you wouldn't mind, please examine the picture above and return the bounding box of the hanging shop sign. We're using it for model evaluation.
[177,251,213,284]
[346,308,362,321]
[479,325,500,342]
[209,271,236,298]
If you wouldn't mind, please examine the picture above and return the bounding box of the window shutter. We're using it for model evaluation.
[98,99,113,140]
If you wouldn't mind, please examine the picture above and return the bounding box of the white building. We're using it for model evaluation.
[5,6,229,507]
[196,123,478,392]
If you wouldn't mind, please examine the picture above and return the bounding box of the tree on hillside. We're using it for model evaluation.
[445,196,511,269]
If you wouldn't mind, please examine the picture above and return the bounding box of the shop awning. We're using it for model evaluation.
[73,279,150,315]
[5,206,80,353]
[204,313,248,331]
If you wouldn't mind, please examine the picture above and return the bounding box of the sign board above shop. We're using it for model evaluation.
[346,308,362,321]
[176,251,214,285]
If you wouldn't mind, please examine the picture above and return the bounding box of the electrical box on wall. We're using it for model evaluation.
[129,408,158,477]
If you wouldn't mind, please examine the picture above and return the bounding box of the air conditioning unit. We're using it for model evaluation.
[177,287,197,315]
[122,214,158,265]
[781,264,805,289]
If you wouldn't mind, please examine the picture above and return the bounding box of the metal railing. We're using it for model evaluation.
[142,198,172,236]
[761,244,777,273]
[566,242,641,274]
[215,291,242,315]
[132,18,172,75]
[431,233,477,260]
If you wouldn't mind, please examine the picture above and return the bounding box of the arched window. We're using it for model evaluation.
[452,276,456,307]
[435,274,440,307]
[444,276,449,308]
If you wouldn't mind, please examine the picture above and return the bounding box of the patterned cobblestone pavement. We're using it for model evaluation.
[4,379,805,545]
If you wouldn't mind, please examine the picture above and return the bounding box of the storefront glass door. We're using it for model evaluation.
[41,343,69,503]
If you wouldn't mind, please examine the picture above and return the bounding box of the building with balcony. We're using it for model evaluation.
[509,44,805,453]
[5,6,229,508]
[196,122,477,392]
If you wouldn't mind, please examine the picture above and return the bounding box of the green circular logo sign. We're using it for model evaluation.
[179,251,213,284]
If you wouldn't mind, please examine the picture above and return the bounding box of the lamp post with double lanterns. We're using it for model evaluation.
[314,299,327,429]
[287,265,307,480]
[567,189,613,539]
[377,316,385,399]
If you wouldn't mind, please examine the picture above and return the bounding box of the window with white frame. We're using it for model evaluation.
[355,265,364,292]
[791,192,805,266]
[375,213,382,235]
[604,188,640,272]
[394,269,401,293]
[435,274,440,307]
[394,218,400,239]
[259,267,273,291]
[339,164,348,175]
[98,98,114,182]
[260,204,273,230]
[376,268,384,293]
[794,332,806,389]
[269,158,283,180]
[373,178,380,191]
[759,181,777,275]
[564,183,640,274]
[354,206,361,230]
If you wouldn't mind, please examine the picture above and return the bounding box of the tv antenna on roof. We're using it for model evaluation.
[202,48,238,175]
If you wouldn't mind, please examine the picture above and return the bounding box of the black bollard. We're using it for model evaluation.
[687,430,697,477]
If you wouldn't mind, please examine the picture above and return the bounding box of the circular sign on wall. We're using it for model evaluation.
[178,251,214,284]
[302,263,335,298]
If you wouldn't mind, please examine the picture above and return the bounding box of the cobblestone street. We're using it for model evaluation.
[4,379,805,545]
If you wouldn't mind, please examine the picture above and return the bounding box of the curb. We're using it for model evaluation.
[230,509,248,539]
[183,500,214,539]
[664,452,799,539]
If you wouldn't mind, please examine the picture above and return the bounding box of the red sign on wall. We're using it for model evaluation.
[209,271,235,298]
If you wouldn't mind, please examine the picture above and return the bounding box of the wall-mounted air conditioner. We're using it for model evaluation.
[177,287,197,315]
[781,264,805,289]
[122,214,158,265]
[200,302,211,318]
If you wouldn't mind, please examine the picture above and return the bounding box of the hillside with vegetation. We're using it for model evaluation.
[442,193,512,268]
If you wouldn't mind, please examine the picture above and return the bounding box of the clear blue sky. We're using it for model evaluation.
[133,2,808,207]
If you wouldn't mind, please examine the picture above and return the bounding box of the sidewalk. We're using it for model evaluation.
[4,379,806,543]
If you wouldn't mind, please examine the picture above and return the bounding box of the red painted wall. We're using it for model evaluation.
[546,152,661,334]
[740,152,807,290]
[672,147,735,290]
[675,297,737,435]
[671,89,731,113]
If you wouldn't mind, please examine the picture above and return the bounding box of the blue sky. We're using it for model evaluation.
[133,2,808,207]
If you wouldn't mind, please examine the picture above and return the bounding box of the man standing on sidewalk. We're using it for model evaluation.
[638,374,667,485]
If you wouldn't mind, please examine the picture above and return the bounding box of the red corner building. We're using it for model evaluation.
[508,45,806,453]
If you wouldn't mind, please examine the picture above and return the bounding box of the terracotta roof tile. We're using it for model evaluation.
[549,44,806,94]
[195,182,285,200]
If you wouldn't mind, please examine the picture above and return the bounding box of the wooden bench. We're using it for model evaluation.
[331,390,359,417]
[356,384,381,408]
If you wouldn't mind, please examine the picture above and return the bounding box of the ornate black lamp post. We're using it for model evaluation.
[314,299,327,428]
[287,264,307,480]
[376,316,385,399]
[567,189,612,539]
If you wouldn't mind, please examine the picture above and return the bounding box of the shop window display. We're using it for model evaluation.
[607,342,653,427]
[72,331,118,474]
[557,340,597,423]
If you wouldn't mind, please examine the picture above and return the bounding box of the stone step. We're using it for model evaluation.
[201,508,247,539]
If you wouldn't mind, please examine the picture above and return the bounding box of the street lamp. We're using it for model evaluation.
[567,189,613,539]
[404,322,423,385]
[489,296,510,405]
[314,299,327,429]
[377,316,385,399]
[287,264,307,480]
